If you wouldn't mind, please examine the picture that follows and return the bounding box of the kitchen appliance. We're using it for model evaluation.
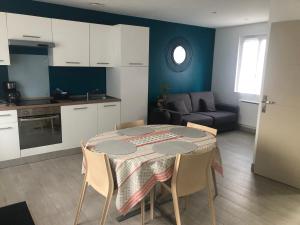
[17,106,62,150]
[2,81,21,105]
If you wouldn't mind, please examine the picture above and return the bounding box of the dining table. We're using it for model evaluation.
[85,124,223,219]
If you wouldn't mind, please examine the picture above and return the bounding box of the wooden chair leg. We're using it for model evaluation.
[171,191,182,225]
[141,199,145,225]
[208,173,217,225]
[99,193,113,225]
[150,188,155,220]
[74,179,88,225]
[211,168,218,199]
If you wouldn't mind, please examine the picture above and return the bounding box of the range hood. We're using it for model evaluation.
[9,39,55,48]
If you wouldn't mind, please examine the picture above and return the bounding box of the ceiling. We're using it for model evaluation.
[35,0,270,28]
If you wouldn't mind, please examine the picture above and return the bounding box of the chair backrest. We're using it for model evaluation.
[81,144,114,197]
[171,150,215,197]
[115,120,145,130]
[187,122,217,136]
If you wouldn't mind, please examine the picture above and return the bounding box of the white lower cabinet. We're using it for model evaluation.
[0,122,20,161]
[98,102,120,133]
[61,104,98,149]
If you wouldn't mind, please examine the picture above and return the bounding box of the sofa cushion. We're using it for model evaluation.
[168,100,189,115]
[199,111,237,126]
[190,92,216,112]
[165,93,193,113]
[181,113,214,126]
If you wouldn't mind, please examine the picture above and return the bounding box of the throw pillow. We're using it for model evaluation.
[199,99,208,112]
[202,97,216,111]
[168,100,190,114]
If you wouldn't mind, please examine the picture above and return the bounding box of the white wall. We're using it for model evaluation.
[212,22,269,130]
[270,0,300,22]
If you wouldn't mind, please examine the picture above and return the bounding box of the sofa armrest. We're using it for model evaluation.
[216,104,239,114]
[162,109,183,125]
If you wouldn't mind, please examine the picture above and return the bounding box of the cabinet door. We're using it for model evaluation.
[121,25,149,67]
[61,104,97,149]
[51,19,89,67]
[90,24,113,67]
[98,102,120,133]
[0,13,10,65]
[120,67,149,122]
[7,13,52,42]
[0,123,20,161]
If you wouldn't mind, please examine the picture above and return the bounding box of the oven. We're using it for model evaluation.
[17,106,62,150]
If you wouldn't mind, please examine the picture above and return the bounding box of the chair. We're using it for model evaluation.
[187,122,217,136]
[115,119,145,130]
[74,143,147,225]
[187,122,218,198]
[161,150,217,225]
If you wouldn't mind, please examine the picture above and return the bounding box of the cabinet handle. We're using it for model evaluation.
[97,62,110,65]
[0,60,4,62]
[104,105,116,108]
[66,62,81,64]
[0,114,11,117]
[23,35,41,39]
[74,107,88,110]
[129,63,144,66]
[0,127,13,130]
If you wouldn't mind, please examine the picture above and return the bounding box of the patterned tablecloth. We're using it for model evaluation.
[86,125,223,215]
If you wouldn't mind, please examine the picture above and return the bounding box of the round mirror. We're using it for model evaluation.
[173,46,186,64]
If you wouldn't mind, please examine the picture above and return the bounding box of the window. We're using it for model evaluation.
[173,45,186,64]
[235,36,267,95]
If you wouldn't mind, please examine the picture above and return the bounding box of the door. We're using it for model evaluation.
[0,12,10,65]
[120,67,149,123]
[61,104,97,148]
[121,25,149,67]
[254,21,300,188]
[90,24,113,67]
[0,123,20,161]
[7,13,52,42]
[50,19,89,67]
[98,102,120,133]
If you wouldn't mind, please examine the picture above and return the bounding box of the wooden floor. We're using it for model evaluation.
[0,131,300,225]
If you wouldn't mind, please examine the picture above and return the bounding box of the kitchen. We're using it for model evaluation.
[0,12,149,162]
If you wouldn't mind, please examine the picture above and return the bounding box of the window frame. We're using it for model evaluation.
[235,34,267,95]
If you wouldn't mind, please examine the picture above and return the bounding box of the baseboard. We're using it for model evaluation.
[0,148,81,169]
[239,124,256,134]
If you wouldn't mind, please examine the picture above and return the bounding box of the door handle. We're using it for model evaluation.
[23,35,41,39]
[0,127,13,131]
[262,95,276,113]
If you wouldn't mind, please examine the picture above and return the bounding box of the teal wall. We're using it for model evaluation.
[0,0,215,104]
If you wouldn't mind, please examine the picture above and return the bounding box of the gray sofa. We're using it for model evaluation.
[150,92,238,132]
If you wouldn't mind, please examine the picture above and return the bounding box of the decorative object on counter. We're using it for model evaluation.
[2,81,21,106]
[52,88,69,100]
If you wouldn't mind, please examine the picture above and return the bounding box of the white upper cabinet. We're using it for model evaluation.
[112,25,149,67]
[7,13,52,42]
[90,24,113,67]
[50,19,89,67]
[0,13,10,65]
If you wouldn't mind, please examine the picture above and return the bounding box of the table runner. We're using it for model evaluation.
[86,125,222,215]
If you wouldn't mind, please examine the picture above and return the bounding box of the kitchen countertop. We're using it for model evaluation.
[0,96,121,111]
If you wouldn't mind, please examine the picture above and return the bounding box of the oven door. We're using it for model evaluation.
[18,114,62,150]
